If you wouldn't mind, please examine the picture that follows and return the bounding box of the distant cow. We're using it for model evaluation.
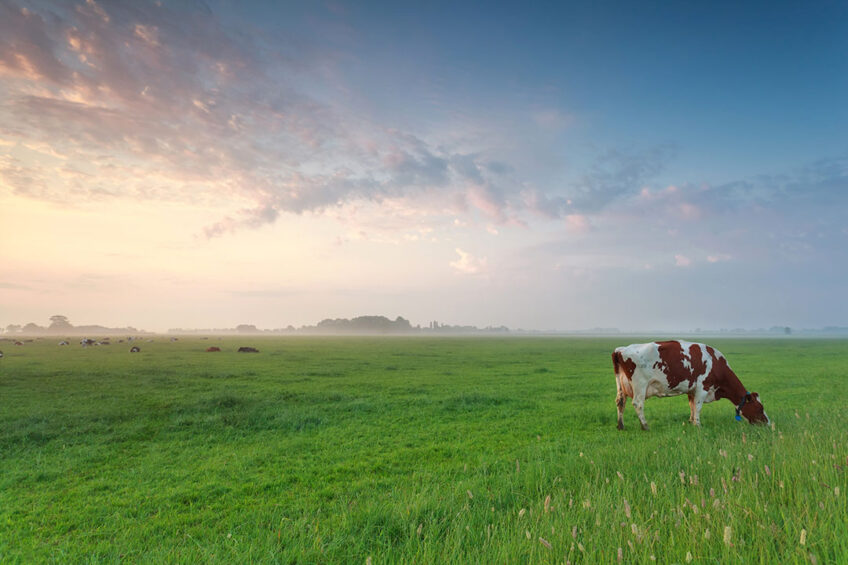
[0,350,4,358]
[237,346,259,353]
[206,346,221,352]
[130,346,141,353]
[81,338,96,347]
[612,340,768,430]
[14,341,23,346]
[59,341,69,346]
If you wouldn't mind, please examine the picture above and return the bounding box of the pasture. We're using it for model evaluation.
[1,337,846,563]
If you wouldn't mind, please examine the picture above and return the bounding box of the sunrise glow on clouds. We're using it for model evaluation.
[1,1,847,331]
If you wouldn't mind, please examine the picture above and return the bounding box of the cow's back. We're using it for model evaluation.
[615,340,719,397]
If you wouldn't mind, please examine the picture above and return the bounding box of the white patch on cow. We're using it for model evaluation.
[678,340,693,373]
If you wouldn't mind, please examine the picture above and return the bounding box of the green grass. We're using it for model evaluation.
[1,336,846,563]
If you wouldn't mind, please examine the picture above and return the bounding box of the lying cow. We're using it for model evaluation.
[206,346,221,352]
[238,346,259,353]
[613,340,768,429]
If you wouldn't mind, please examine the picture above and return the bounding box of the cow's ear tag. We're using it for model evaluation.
[735,414,742,421]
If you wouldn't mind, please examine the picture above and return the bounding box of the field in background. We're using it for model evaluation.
[1,337,846,563]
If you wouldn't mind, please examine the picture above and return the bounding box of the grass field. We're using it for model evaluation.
[1,336,846,563]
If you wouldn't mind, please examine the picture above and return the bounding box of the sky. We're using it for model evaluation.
[1,0,847,333]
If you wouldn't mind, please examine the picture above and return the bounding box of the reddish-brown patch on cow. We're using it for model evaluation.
[702,347,746,402]
[688,343,707,379]
[653,341,697,388]
[740,392,768,424]
[206,346,221,352]
[613,351,636,380]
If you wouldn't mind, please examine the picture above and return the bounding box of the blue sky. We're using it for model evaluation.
[1,0,846,331]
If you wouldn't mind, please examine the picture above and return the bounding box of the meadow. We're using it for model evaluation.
[0,336,845,563]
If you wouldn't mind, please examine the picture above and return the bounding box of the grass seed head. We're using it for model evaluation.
[650,481,657,495]
[800,528,807,546]
[686,551,693,562]
[518,508,526,518]
[723,526,732,545]
[539,537,551,549]
[623,498,631,519]
[544,495,551,513]
[467,490,473,499]
[525,530,531,539]
[617,547,623,562]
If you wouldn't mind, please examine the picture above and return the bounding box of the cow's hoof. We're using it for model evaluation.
[640,423,650,431]
[617,422,624,430]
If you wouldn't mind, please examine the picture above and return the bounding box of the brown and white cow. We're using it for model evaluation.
[612,340,768,430]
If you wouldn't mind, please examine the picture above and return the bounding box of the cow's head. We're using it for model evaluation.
[738,392,769,424]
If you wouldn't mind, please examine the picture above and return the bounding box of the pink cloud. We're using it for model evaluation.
[564,214,590,234]
[674,254,692,267]
[707,254,731,263]
[450,248,487,275]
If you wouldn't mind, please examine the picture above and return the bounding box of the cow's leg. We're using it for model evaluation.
[688,394,696,424]
[616,390,627,430]
[631,386,649,431]
[691,397,705,427]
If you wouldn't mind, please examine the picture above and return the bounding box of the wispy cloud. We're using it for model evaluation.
[0,0,688,241]
[450,248,487,275]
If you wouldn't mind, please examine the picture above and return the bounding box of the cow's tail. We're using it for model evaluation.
[613,350,627,429]
[612,351,622,398]
[612,350,631,403]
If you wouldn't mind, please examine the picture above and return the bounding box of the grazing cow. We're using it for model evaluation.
[237,346,259,353]
[81,338,96,347]
[206,346,221,352]
[130,346,141,353]
[0,350,4,358]
[612,340,768,430]
[14,341,24,346]
[59,340,69,346]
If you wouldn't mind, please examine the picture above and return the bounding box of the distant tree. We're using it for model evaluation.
[5,324,21,334]
[48,315,74,333]
[236,324,259,333]
[22,322,46,334]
